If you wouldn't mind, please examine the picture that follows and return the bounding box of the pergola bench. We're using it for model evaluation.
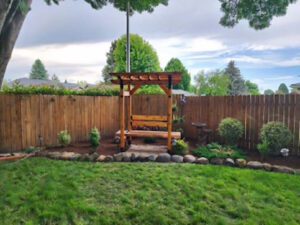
[111,72,182,152]
[115,130,181,139]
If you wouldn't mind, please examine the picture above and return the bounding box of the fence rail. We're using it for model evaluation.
[0,94,299,154]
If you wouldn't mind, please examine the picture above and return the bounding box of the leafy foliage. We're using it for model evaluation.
[173,139,189,156]
[114,34,161,73]
[194,70,230,96]
[225,61,247,96]
[277,83,289,94]
[218,118,244,146]
[193,143,245,159]
[257,141,270,160]
[102,40,117,83]
[89,127,101,150]
[164,58,191,91]
[219,0,297,30]
[136,85,164,95]
[264,89,274,95]
[57,130,71,147]
[30,59,49,80]
[260,122,293,154]
[245,80,260,95]
[0,84,120,96]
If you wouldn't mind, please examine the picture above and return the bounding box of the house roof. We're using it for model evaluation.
[173,89,197,96]
[8,78,95,89]
[291,83,300,88]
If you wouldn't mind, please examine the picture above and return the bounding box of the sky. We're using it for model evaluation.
[5,0,300,92]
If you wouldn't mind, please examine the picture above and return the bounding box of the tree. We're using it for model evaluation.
[264,89,274,95]
[276,83,289,94]
[114,34,161,73]
[219,0,297,30]
[51,74,60,82]
[194,70,230,96]
[225,61,247,96]
[164,58,191,91]
[30,59,49,80]
[245,80,260,95]
[0,0,169,87]
[102,40,117,83]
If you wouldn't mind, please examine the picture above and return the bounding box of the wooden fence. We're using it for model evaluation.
[0,94,299,154]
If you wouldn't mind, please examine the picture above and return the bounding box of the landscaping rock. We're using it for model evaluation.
[235,159,247,168]
[80,153,91,162]
[89,152,99,162]
[183,155,196,163]
[123,154,132,162]
[59,152,81,161]
[138,154,149,162]
[210,158,224,165]
[224,158,235,167]
[295,169,300,175]
[263,163,272,171]
[272,165,295,174]
[195,157,209,164]
[104,155,114,162]
[131,153,138,162]
[96,155,106,162]
[171,155,183,163]
[114,153,124,162]
[247,161,264,170]
[156,153,171,163]
[148,154,157,162]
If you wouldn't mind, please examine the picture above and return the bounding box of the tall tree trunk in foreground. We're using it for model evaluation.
[0,0,32,87]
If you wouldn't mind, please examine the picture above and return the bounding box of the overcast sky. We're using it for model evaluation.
[5,0,300,91]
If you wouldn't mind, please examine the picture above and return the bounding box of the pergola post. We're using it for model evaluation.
[127,84,132,144]
[167,75,173,151]
[120,80,125,151]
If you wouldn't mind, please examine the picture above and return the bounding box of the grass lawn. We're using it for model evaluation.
[0,159,300,225]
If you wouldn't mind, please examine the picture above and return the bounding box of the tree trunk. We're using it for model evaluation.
[0,0,32,87]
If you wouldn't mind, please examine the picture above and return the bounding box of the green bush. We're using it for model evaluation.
[193,143,245,159]
[136,85,164,95]
[90,127,101,150]
[58,130,71,147]
[218,118,244,146]
[257,141,270,160]
[173,139,189,156]
[143,137,157,144]
[0,84,119,96]
[260,122,292,155]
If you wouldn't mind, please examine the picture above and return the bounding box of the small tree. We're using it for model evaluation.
[164,58,191,91]
[276,83,289,95]
[51,74,60,82]
[90,127,101,152]
[264,89,274,95]
[30,59,49,80]
[225,61,247,96]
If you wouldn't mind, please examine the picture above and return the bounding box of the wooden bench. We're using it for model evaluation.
[115,130,181,139]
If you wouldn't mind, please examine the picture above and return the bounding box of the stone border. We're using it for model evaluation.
[29,151,299,175]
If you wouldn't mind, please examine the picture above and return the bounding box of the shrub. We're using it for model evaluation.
[90,127,101,150]
[260,122,292,155]
[193,142,245,159]
[173,139,188,156]
[257,141,270,160]
[143,137,157,144]
[24,146,40,154]
[58,130,71,147]
[218,118,244,146]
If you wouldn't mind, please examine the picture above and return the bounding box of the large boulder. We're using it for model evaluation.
[247,161,264,170]
[272,165,295,174]
[183,155,196,163]
[224,158,235,167]
[156,153,171,163]
[235,159,247,168]
[195,157,209,164]
[171,155,183,163]
[210,158,224,165]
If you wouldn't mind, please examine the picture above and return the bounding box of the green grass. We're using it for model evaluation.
[0,159,300,225]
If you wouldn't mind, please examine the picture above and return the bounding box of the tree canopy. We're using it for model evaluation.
[164,58,191,91]
[219,0,297,30]
[113,34,161,73]
[102,40,117,83]
[264,89,275,95]
[245,80,260,95]
[194,70,230,96]
[277,83,289,94]
[225,61,247,96]
[29,59,49,80]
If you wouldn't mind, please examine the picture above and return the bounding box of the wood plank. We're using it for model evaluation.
[116,130,181,139]
[132,121,167,128]
[132,115,167,122]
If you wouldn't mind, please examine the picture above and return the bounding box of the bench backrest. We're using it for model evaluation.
[131,115,168,128]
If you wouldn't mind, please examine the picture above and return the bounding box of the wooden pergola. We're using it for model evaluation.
[111,72,182,152]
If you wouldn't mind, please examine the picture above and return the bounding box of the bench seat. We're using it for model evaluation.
[115,130,181,139]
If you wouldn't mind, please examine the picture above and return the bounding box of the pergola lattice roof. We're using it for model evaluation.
[111,72,182,85]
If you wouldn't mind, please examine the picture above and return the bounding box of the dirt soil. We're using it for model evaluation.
[46,137,300,169]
